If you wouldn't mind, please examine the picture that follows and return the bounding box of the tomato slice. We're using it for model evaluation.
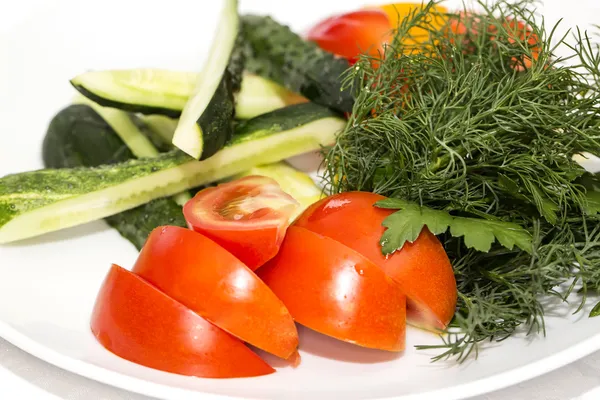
[294,192,457,330]
[183,176,299,270]
[306,9,392,62]
[258,226,406,351]
[91,264,274,378]
[132,226,299,359]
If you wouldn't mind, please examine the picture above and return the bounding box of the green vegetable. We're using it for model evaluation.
[241,14,353,114]
[70,70,195,118]
[42,104,187,249]
[325,0,600,360]
[172,0,240,159]
[375,199,532,254]
[73,95,191,206]
[71,70,304,121]
[0,103,344,243]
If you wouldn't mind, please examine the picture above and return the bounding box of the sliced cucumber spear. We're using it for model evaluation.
[71,70,306,121]
[0,103,344,244]
[73,95,191,205]
[172,0,239,159]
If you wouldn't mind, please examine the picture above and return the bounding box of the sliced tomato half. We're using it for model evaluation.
[91,264,274,378]
[294,192,457,330]
[258,226,406,351]
[132,226,299,359]
[183,176,299,270]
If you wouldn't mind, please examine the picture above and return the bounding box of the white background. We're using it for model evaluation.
[1,1,600,399]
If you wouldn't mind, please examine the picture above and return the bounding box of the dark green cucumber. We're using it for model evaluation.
[42,104,187,249]
[0,103,345,243]
[172,0,241,159]
[242,15,354,114]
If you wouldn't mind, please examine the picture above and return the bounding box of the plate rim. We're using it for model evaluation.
[1,317,599,400]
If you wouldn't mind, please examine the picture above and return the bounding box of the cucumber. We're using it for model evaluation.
[42,104,187,249]
[72,95,191,205]
[70,70,195,118]
[72,69,307,121]
[0,103,344,243]
[172,0,240,159]
[72,95,160,158]
[241,15,353,114]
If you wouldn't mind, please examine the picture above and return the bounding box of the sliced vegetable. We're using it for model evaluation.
[41,104,187,249]
[235,163,323,220]
[72,95,159,158]
[184,176,298,270]
[72,95,191,206]
[0,103,344,244]
[307,9,392,61]
[91,264,274,378]
[294,192,457,330]
[258,226,406,351]
[172,0,240,159]
[132,226,298,359]
[236,73,307,119]
[242,15,353,113]
[71,70,304,121]
[70,70,195,118]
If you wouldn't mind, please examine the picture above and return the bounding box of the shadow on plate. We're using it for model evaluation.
[2,221,110,247]
[295,325,403,364]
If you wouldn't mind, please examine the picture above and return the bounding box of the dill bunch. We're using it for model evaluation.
[324,0,600,360]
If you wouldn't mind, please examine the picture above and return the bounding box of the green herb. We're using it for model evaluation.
[324,0,600,360]
[376,198,531,253]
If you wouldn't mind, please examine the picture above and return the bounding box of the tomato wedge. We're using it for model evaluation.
[294,192,457,330]
[258,226,406,351]
[306,9,392,62]
[183,176,299,270]
[91,264,274,378]
[132,226,299,359]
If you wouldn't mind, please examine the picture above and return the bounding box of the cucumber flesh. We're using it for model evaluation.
[74,95,191,205]
[172,0,239,159]
[71,70,196,118]
[71,70,305,120]
[42,104,189,249]
[0,103,344,243]
[236,74,307,119]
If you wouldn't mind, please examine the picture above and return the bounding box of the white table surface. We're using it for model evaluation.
[0,336,599,400]
[2,1,600,400]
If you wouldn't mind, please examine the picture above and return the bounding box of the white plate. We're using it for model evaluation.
[1,1,600,399]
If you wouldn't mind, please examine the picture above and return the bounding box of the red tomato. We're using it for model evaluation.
[91,264,274,378]
[183,176,299,270]
[294,192,457,330]
[306,9,392,62]
[132,226,299,359]
[258,226,406,351]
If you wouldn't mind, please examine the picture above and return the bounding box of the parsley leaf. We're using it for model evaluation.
[376,199,532,255]
[377,199,452,254]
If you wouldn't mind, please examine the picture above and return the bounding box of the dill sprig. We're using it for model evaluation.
[324,0,600,360]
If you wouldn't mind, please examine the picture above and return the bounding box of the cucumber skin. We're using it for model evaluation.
[42,104,187,249]
[242,15,354,114]
[71,84,183,118]
[0,102,342,242]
